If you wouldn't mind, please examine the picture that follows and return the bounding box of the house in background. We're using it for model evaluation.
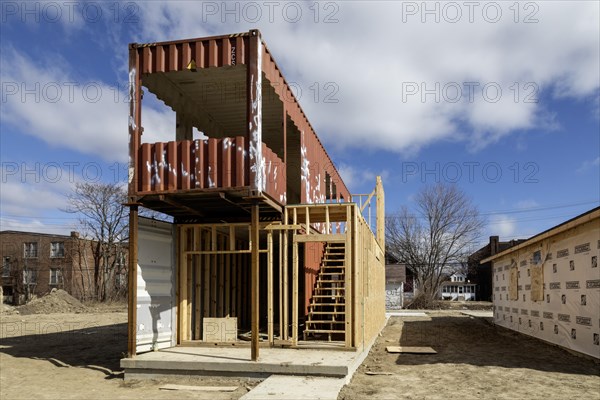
[440,272,477,301]
[468,236,526,301]
[385,255,415,309]
[0,230,127,304]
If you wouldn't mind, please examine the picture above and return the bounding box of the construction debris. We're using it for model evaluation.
[385,346,437,354]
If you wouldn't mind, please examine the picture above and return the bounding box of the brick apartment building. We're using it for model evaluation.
[1,230,128,304]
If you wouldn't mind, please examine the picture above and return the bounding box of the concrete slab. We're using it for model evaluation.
[460,310,493,318]
[121,347,357,379]
[241,376,346,400]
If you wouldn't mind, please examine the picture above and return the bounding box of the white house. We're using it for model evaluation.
[440,273,477,301]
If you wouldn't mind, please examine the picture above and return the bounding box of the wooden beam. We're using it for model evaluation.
[225,234,231,317]
[278,230,283,338]
[203,230,210,321]
[359,189,376,213]
[194,227,201,339]
[267,231,274,344]
[179,227,189,342]
[294,234,346,243]
[282,209,289,341]
[210,227,217,317]
[127,205,138,357]
[375,176,385,250]
[218,234,225,317]
[345,205,353,348]
[251,202,260,360]
[292,207,299,346]
[187,253,193,341]
[159,195,205,217]
[264,224,303,230]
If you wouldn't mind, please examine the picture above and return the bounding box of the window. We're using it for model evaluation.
[49,268,63,285]
[50,242,65,258]
[24,269,37,284]
[533,250,541,264]
[2,257,10,277]
[24,242,38,258]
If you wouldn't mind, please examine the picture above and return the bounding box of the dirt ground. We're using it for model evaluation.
[0,305,257,400]
[2,307,599,399]
[339,311,600,400]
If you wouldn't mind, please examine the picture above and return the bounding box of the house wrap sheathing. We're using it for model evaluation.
[483,207,600,358]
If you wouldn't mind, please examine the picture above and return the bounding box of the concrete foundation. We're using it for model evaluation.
[121,346,362,380]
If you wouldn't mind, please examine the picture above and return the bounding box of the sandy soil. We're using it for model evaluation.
[339,311,600,400]
[0,306,256,400]
[2,308,598,399]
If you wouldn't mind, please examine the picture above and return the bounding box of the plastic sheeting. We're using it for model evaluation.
[492,221,600,359]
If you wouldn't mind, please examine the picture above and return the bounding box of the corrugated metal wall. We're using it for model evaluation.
[137,137,285,203]
[139,34,249,73]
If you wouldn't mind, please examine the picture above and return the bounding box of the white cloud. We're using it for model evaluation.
[128,1,599,154]
[577,157,600,173]
[490,214,517,238]
[337,163,387,193]
[515,199,540,210]
[0,47,174,163]
[2,2,597,165]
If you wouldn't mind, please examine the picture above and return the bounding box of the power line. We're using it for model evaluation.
[386,200,598,219]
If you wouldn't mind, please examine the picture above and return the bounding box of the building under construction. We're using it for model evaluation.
[123,30,386,365]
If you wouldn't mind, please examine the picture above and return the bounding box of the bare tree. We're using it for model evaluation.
[64,182,128,301]
[386,183,484,307]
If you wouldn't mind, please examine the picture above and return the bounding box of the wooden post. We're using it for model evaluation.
[226,226,234,316]
[251,202,260,360]
[210,227,217,317]
[282,209,289,340]
[203,230,210,321]
[375,176,385,251]
[344,205,353,348]
[194,228,201,339]
[292,208,299,346]
[179,227,189,342]
[218,234,225,317]
[278,230,283,338]
[267,231,274,344]
[127,205,138,357]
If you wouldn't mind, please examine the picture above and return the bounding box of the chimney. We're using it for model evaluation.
[490,236,499,255]
[70,231,80,239]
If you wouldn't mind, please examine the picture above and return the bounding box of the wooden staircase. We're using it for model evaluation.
[304,242,347,341]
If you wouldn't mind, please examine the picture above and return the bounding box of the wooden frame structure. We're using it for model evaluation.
[168,178,385,352]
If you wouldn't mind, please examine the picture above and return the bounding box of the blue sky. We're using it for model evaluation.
[1,1,599,249]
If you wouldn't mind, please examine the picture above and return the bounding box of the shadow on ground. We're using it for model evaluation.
[394,316,600,376]
[0,322,127,378]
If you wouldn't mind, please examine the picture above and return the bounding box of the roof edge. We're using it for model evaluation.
[480,206,600,264]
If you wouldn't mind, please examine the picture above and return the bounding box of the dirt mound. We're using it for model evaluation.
[1,303,19,315]
[17,289,87,315]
